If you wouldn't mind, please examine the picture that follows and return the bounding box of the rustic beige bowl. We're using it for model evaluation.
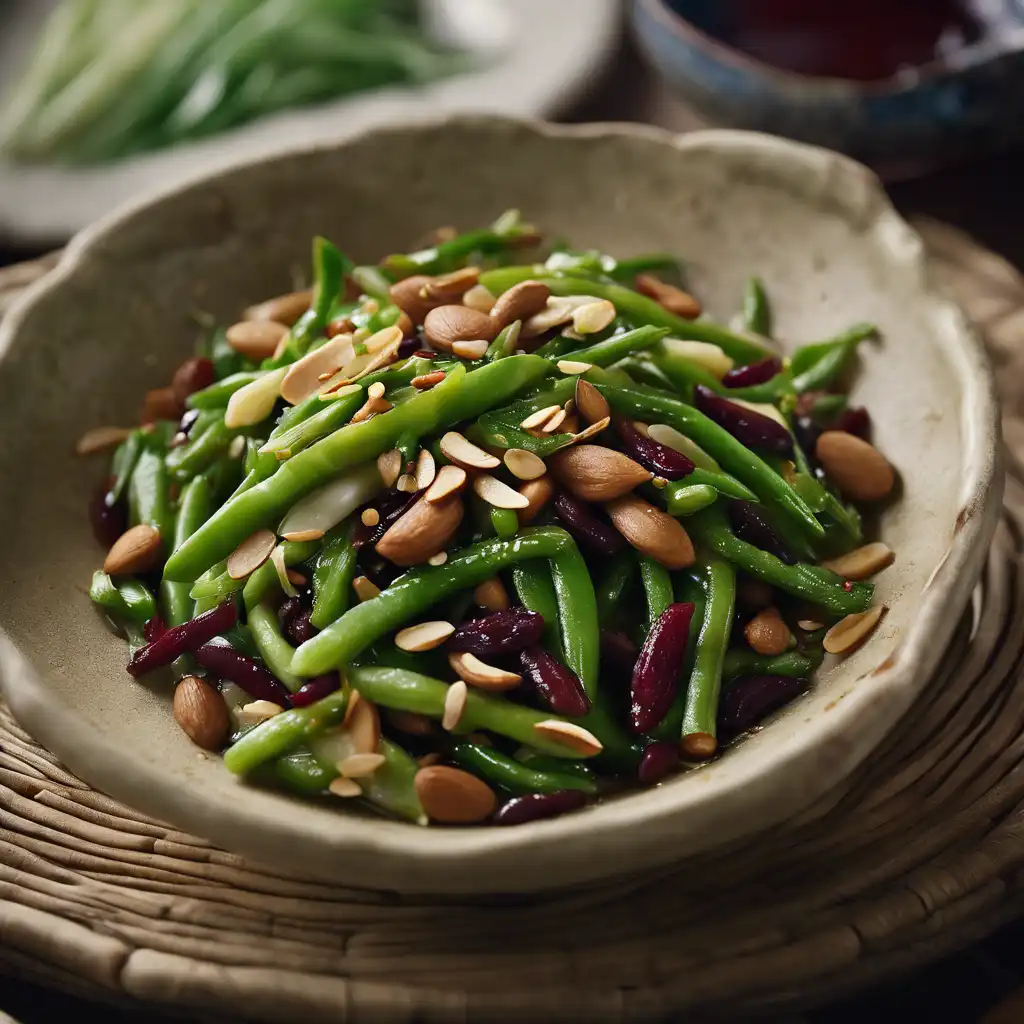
[0,118,1001,894]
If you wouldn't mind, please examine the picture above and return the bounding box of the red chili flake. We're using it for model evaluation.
[843,581,854,592]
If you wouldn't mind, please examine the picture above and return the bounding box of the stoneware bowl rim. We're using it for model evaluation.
[0,116,1002,893]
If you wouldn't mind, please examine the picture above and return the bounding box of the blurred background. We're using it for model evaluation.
[1,2,1023,1022]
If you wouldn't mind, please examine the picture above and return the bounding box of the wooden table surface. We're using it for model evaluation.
[3,34,1024,1024]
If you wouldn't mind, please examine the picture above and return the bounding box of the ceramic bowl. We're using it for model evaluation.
[631,0,1024,177]
[0,117,1001,894]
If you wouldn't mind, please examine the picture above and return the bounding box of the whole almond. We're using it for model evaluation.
[76,425,132,456]
[635,274,702,319]
[815,431,895,502]
[173,676,229,751]
[226,320,290,361]
[823,605,887,655]
[389,275,443,325]
[422,266,480,301]
[423,306,498,352]
[517,476,556,525]
[141,386,184,425]
[605,494,695,569]
[574,378,610,425]
[375,493,464,566]
[744,607,791,656]
[551,445,652,502]
[104,524,162,576]
[490,280,551,328]
[415,765,497,823]
[822,542,895,581]
[244,289,312,326]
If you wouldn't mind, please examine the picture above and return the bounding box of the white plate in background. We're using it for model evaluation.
[0,0,620,241]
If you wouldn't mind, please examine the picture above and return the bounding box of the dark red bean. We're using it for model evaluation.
[413,349,435,360]
[291,673,341,708]
[194,640,291,706]
[836,406,871,440]
[494,790,588,826]
[552,492,624,555]
[172,357,216,403]
[638,740,679,785]
[127,601,237,677]
[144,616,166,643]
[277,597,303,632]
[694,385,793,456]
[600,629,639,681]
[520,646,591,717]
[722,357,782,389]
[727,501,796,565]
[397,335,421,360]
[286,607,318,647]
[89,479,127,548]
[614,416,694,480]
[448,609,545,655]
[630,602,695,734]
[718,675,807,738]
[792,414,821,456]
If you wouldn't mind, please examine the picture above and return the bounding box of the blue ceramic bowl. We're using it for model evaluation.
[630,0,1024,175]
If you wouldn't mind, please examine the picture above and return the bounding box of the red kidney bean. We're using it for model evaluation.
[194,640,291,706]
[614,416,694,480]
[397,336,423,360]
[552,492,624,555]
[792,414,821,456]
[413,349,435,360]
[722,356,782,389]
[694,385,793,456]
[630,602,695,734]
[520,646,591,717]
[285,607,318,647]
[718,675,807,738]
[127,601,237,677]
[144,616,166,643]
[172,357,216,403]
[291,673,341,708]
[638,740,679,785]
[277,597,303,632]
[448,609,545,655]
[727,501,797,565]
[494,790,588,826]
[600,629,639,681]
[89,479,127,548]
[836,406,871,440]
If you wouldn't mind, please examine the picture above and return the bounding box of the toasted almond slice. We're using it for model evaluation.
[427,552,448,566]
[542,408,568,434]
[822,542,895,581]
[504,448,547,481]
[367,381,386,400]
[417,751,444,768]
[396,473,419,493]
[412,370,446,390]
[453,339,489,360]
[329,777,363,798]
[533,720,603,756]
[350,395,393,424]
[318,329,402,392]
[364,324,404,355]
[517,476,555,525]
[823,606,887,655]
[338,752,386,778]
[228,435,246,460]
[352,576,381,602]
[440,431,500,471]
[798,619,826,632]
[425,464,468,503]
[227,529,276,580]
[442,680,468,731]
[520,404,561,431]
[395,620,455,652]
[449,651,521,691]
[361,508,380,528]
[244,289,312,326]
[238,700,285,727]
[572,299,616,335]
[572,416,611,444]
[279,335,353,405]
[473,473,530,510]
[376,450,402,489]
[226,320,290,361]
[415,448,437,491]
[556,360,594,376]
[474,577,510,612]
[574,378,610,425]
[346,693,382,753]
[281,528,325,543]
[522,295,593,337]
[287,569,307,587]
[103,524,162,576]
[76,425,133,456]
[270,544,297,598]
[462,283,496,313]
[422,266,480,301]
[662,338,734,379]
[225,368,288,429]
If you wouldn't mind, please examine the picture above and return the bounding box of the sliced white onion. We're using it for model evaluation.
[661,338,734,380]
[277,463,381,540]
[224,367,288,428]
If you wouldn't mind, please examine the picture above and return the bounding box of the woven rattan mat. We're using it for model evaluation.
[1,220,1023,1023]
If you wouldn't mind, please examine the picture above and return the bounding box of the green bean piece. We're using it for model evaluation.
[128,448,172,544]
[449,741,598,795]
[275,237,350,363]
[187,371,263,410]
[639,555,674,625]
[258,387,364,464]
[349,667,598,759]
[650,345,723,396]
[341,738,425,824]
[166,417,241,482]
[209,327,247,381]
[259,749,335,797]
[384,216,538,277]
[722,649,816,682]
[159,474,212,627]
[514,749,598,782]
[596,549,636,627]
[567,325,667,368]
[512,560,563,655]
[189,566,246,603]
[223,690,349,776]
[650,572,705,741]
[682,554,736,752]
[248,601,304,693]
[350,264,392,303]
[485,319,521,361]
[687,506,872,614]
[742,277,772,337]
[89,571,156,627]
[662,482,719,516]
[241,539,319,612]
[790,324,876,393]
[490,506,519,539]
[222,623,261,661]
[614,356,677,394]
[310,522,359,631]
[107,429,144,507]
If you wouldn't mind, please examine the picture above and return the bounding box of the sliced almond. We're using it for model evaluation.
[571,415,611,444]
[574,378,610,425]
[412,370,446,391]
[374,451,402,488]
[473,474,531,510]
[76,425,133,456]
[228,435,246,459]
[504,448,547,481]
[557,360,594,376]
[361,508,380,528]
[605,494,696,570]
[439,431,500,471]
[338,752,386,778]
[520,404,561,431]
[423,306,497,352]
[816,432,895,502]
[345,693,382,753]
[415,765,496,823]
[226,320,290,361]
[396,473,418,494]
[227,529,276,579]
[244,289,312,326]
[415,449,436,490]
[395,620,455,653]
[532,720,603,757]
[173,676,230,751]
[452,339,489,360]
[635,274,701,319]
[823,606,887,655]
[551,445,652,502]
[313,382,362,406]
[462,283,496,314]
[422,266,480,301]
[490,280,551,328]
[744,606,791,656]
[425,464,468,503]
[541,408,568,434]
[225,368,288,429]
[646,423,719,471]
[352,576,381,602]
[428,551,448,566]
[103,524,162,576]
[442,680,468,731]
[376,493,464,566]
[522,295,592,337]
[449,651,521,692]
[350,394,392,424]
[318,327,402,392]
[329,777,363,798]
[474,577,510,612]
[822,542,895,581]
[661,338,734,379]
[367,382,385,400]
[237,700,285,728]
[281,528,325,543]
[572,299,616,335]
[365,324,404,355]
[270,544,297,598]
[798,618,826,632]
[517,476,555,525]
